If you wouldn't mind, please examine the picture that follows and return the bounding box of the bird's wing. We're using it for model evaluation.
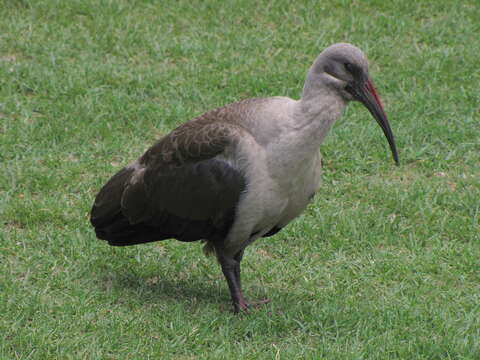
[91,117,250,244]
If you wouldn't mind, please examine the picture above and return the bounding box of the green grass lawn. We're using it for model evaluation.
[1,0,479,358]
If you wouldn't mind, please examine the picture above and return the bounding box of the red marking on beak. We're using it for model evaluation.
[357,77,399,165]
[366,79,384,111]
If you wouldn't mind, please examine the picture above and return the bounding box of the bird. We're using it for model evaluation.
[90,43,399,313]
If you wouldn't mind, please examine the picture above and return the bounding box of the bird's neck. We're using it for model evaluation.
[292,86,347,146]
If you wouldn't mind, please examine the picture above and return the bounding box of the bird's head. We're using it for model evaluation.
[309,43,399,165]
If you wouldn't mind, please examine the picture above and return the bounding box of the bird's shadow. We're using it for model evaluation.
[96,267,235,312]
[94,263,281,315]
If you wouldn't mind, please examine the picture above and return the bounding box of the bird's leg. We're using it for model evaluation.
[219,249,270,313]
[218,252,248,313]
[233,250,244,291]
[236,248,270,309]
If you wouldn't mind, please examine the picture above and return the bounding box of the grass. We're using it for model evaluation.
[1,0,479,358]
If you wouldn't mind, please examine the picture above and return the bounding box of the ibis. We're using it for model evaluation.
[90,43,399,313]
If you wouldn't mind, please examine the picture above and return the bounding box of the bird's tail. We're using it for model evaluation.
[90,167,164,246]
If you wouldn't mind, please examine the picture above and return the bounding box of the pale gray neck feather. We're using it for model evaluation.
[292,68,347,146]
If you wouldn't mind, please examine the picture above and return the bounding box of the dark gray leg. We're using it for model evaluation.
[217,248,270,313]
[217,251,248,313]
[233,250,244,292]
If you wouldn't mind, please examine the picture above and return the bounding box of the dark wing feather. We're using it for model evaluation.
[90,118,248,246]
[90,166,134,228]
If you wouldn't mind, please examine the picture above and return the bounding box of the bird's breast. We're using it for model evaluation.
[270,149,323,228]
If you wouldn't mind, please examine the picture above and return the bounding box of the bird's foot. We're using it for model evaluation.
[248,298,271,308]
[233,298,271,314]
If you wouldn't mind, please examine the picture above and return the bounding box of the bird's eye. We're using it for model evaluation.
[344,62,353,72]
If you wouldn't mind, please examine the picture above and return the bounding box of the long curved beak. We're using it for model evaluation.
[353,78,399,165]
